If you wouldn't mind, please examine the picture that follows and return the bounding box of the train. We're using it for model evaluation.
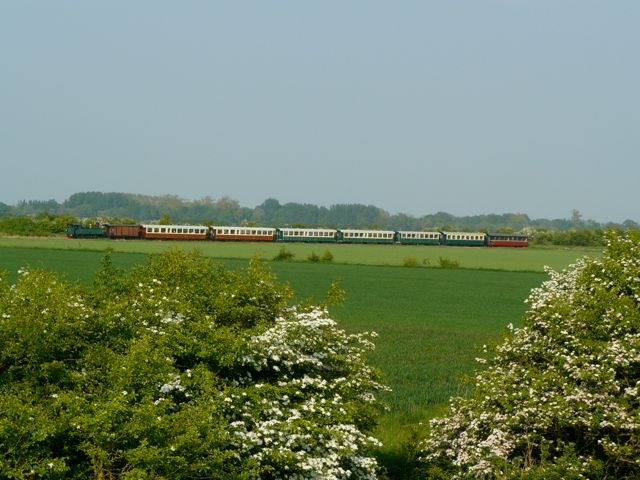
[65,223,529,247]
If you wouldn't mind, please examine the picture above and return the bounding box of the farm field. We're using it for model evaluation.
[0,236,600,271]
[0,238,601,476]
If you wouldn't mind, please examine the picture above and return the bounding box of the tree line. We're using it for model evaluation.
[1,191,638,246]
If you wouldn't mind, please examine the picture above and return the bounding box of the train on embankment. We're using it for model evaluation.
[65,223,529,247]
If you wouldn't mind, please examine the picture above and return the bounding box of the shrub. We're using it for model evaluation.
[438,256,459,269]
[0,249,388,478]
[419,230,640,478]
[403,256,419,267]
[321,249,334,263]
[308,251,320,262]
[272,246,294,261]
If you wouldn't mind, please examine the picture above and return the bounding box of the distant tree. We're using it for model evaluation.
[158,213,172,225]
[12,199,61,215]
[571,208,583,226]
[254,198,282,224]
[0,202,11,217]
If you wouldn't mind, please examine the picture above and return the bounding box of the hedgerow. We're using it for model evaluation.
[418,230,640,479]
[0,248,388,479]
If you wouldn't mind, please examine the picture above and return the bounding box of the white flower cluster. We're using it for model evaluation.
[222,307,387,479]
[420,231,640,478]
[131,277,192,335]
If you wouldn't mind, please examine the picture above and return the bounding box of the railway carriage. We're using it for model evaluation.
[396,231,443,245]
[486,233,529,247]
[337,229,396,244]
[141,224,209,240]
[276,227,338,243]
[103,224,143,239]
[441,231,487,247]
[211,226,276,242]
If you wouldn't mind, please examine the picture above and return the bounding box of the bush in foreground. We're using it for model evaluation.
[0,249,387,479]
[419,230,640,479]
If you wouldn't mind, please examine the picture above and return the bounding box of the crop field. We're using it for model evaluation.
[0,236,600,271]
[0,238,601,475]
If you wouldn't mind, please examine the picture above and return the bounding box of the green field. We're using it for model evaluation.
[0,236,600,271]
[0,238,601,476]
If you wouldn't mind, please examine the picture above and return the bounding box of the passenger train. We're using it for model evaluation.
[65,223,529,247]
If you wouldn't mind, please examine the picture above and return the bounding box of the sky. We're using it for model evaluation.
[1,1,638,224]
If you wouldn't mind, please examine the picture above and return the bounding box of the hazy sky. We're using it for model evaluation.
[2,1,638,223]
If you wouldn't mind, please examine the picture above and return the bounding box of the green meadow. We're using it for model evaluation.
[0,238,601,476]
[0,236,599,271]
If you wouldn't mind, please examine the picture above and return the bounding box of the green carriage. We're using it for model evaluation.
[276,228,338,243]
[396,231,442,245]
[337,229,396,244]
[441,231,487,246]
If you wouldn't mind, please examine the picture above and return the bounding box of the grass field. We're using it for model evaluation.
[0,236,600,271]
[0,238,601,477]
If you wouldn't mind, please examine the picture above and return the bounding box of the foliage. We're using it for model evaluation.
[418,230,640,478]
[308,251,320,263]
[530,228,606,247]
[438,257,459,269]
[4,192,638,237]
[157,213,172,225]
[273,247,295,261]
[403,256,419,267]
[308,250,334,263]
[0,213,75,236]
[0,249,388,479]
[321,249,335,262]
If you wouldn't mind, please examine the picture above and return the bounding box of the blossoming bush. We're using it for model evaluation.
[0,248,387,479]
[418,230,640,479]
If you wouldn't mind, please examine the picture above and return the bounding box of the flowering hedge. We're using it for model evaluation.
[0,249,387,479]
[419,230,640,479]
